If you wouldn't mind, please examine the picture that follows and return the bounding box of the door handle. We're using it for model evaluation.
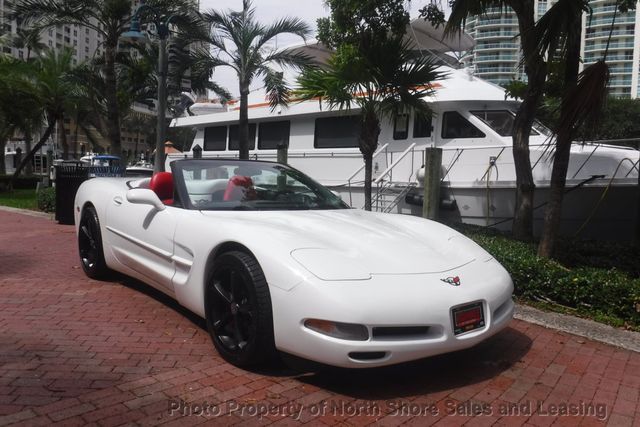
[113,196,123,205]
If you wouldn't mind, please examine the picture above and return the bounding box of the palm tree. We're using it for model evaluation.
[428,0,548,241]
[11,27,47,60]
[535,0,611,257]
[0,57,41,175]
[13,0,197,158]
[189,0,311,159]
[296,37,442,211]
[11,49,79,183]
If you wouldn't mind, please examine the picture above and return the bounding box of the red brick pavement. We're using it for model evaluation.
[0,209,639,427]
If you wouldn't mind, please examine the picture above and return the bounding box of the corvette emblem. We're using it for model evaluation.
[441,276,461,286]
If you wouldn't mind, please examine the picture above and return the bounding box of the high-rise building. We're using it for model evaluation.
[581,1,640,98]
[463,0,640,98]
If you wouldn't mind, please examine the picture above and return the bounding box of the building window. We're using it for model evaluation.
[229,124,257,151]
[314,116,360,148]
[393,113,409,140]
[441,111,485,139]
[413,114,432,138]
[203,126,227,151]
[258,121,290,149]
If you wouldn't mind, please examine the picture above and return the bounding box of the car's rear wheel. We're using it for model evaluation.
[205,251,276,367]
[78,206,110,280]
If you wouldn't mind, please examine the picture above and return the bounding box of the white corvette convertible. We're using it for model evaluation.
[74,159,514,368]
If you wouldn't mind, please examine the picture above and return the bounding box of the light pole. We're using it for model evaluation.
[122,3,176,173]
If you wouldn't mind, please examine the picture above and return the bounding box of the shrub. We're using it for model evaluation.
[456,225,640,330]
[0,175,41,190]
[37,187,56,213]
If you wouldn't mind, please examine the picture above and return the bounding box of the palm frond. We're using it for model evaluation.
[534,0,590,59]
[262,68,290,111]
[555,60,609,141]
[444,0,509,37]
[256,17,311,50]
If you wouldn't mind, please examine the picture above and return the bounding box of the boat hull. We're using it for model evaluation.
[334,181,638,241]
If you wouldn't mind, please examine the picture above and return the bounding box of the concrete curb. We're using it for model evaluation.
[515,303,640,353]
[0,205,54,220]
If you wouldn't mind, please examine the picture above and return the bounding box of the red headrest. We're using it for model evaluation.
[149,172,174,204]
[223,175,256,201]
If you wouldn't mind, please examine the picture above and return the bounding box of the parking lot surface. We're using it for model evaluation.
[0,209,638,426]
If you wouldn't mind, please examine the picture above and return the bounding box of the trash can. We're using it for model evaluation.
[55,162,89,225]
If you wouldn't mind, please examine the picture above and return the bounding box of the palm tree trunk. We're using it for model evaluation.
[104,43,122,157]
[364,154,373,211]
[239,82,250,160]
[510,1,544,241]
[538,20,582,258]
[24,129,33,175]
[72,119,80,160]
[512,60,546,240]
[360,111,381,211]
[11,114,57,189]
[59,118,69,160]
[0,138,6,175]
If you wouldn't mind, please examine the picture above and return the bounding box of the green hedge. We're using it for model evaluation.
[0,175,41,190]
[458,226,640,330]
[37,187,56,213]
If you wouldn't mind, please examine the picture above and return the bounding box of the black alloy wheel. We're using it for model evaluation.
[78,206,110,280]
[205,251,276,367]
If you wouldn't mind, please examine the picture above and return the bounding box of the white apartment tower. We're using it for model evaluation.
[464,0,640,98]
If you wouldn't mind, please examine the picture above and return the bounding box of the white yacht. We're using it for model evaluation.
[169,24,639,241]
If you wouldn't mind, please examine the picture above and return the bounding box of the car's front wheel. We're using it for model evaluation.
[205,251,276,367]
[78,206,111,280]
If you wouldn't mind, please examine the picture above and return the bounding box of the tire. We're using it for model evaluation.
[205,251,276,367]
[78,206,111,280]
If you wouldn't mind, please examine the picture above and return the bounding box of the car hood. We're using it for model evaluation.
[200,209,477,277]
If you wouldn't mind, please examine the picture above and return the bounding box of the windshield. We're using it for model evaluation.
[172,159,349,211]
[470,110,544,137]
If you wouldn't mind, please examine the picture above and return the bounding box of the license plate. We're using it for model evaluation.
[452,302,485,335]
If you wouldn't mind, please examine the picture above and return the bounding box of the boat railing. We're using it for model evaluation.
[374,143,417,185]
[346,143,388,205]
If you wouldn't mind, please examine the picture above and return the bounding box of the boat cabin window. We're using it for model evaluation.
[393,113,409,140]
[413,114,432,138]
[259,120,290,149]
[314,116,360,148]
[229,124,257,150]
[471,110,540,137]
[203,126,227,151]
[442,111,486,139]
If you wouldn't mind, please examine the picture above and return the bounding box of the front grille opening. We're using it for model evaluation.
[372,326,431,340]
[348,351,387,361]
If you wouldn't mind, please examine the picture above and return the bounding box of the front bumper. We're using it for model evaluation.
[270,260,514,368]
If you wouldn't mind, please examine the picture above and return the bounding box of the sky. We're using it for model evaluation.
[197,0,440,97]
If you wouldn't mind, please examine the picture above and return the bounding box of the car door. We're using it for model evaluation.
[105,193,177,293]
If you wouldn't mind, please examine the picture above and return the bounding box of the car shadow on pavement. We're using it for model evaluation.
[117,275,300,377]
[293,327,532,399]
[118,275,532,391]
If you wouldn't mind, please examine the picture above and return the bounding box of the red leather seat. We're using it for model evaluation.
[223,176,256,201]
[149,172,174,205]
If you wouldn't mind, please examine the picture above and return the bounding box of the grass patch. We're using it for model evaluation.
[0,188,38,210]
[451,223,640,332]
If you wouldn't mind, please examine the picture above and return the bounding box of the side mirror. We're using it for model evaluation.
[126,189,166,211]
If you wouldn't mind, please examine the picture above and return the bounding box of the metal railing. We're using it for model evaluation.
[346,143,388,206]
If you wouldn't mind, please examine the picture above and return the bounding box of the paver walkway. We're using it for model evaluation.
[0,209,638,426]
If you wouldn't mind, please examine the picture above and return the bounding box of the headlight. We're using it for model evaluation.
[304,319,369,341]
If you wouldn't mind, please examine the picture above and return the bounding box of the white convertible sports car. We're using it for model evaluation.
[74,159,514,368]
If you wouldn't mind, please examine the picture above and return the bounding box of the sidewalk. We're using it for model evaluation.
[0,209,638,426]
